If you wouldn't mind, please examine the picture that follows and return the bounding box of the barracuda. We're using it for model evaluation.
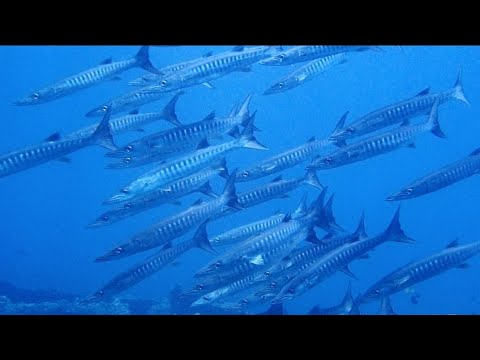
[86,221,215,301]
[106,94,253,159]
[263,53,347,95]
[128,51,214,86]
[87,161,226,228]
[309,99,446,170]
[358,239,480,304]
[95,171,243,262]
[259,45,378,66]
[0,108,115,178]
[254,212,366,283]
[15,46,160,106]
[147,46,283,93]
[194,190,338,282]
[104,115,266,205]
[271,207,415,304]
[235,113,346,182]
[329,71,469,142]
[386,146,480,201]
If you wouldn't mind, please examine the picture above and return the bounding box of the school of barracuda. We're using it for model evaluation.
[8,45,478,315]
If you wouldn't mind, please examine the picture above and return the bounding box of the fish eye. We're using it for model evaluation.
[241,299,249,305]
[160,80,167,87]
[278,54,285,60]
[288,288,295,294]
[32,93,40,100]
[101,105,108,112]
[270,281,277,288]
[214,262,221,269]
[347,127,355,134]
[124,203,133,209]
[406,188,413,195]
[278,82,284,88]
[242,171,250,178]
[121,188,129,194]
[96,290,104,297]
[125,145,133,152]
[325,157,333,164]
[102,215,109,221]
[374,289,380,295]
[196,284,204,290]
[124,157,132,164]
[264,271,271,278]
[114,247,123,255]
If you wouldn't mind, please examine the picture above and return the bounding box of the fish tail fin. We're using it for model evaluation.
[320,193,343,232]
[238,94,253,125]
[452,68,470,106]
[427,98,447,139]
[192,220,217,255]
[385,206,416,244]
[222,169,244,210]
[354,211,368,239]
[215,158,230,179]
[135,46,162,75]
[161,91,185,126]
[302,168,323,189]
[240,112,268,150]
[198,181,218,198]
[330,111,349,147]
[92,106,117,151]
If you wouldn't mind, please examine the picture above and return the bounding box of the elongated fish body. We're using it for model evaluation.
[263,53,347,95]
[88,222,213,300]
[107,94,253,158]
[149,46,282,93]
[191,273,261,306]
[222,170,323,219]
[87,164,224,228]
[236,137,332,183]
[310,99,445,170]
[15,46,160,106]
[195,192,330,281]
[95,173,242,262]
[198,226,313,285]
[128,51,214,86]
[105,150,182,170]
[386,148,480,201]
[330,72,469,142]
[104,118,265,205]
[359,240,480,304]
[308,283,354,315]
[86,86,170,117]
[271,207,414,304]
[0,109,115,178]
[254,215,366,284]
[210,213,286,247]
[260,45,376,66]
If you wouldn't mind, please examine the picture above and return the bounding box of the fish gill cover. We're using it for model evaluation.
[0,45,479,315]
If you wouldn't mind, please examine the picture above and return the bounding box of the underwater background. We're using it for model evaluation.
[0,45,479,314]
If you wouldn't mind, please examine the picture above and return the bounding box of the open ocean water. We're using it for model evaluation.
[0,45,479,315]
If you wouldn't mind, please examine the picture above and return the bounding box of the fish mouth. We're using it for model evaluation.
[385,192,406,202]
[85,107,106,117]
[270,295,291,305]
[105,162,133,170]
[94,251,121,263]
[259,58,280,66]
[105,150,131,158]
[102,193,131,205]
[12,99,33,106]
[85,219,110,229]
[191,296,213,307]
[263,87,281,96]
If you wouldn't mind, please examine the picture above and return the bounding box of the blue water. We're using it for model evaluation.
[0,46,479,315]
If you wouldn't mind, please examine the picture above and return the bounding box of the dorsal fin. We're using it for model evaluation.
[100,57,113,65]
[232,46,244,52]
[192,198,206,207]
[202,111,216,122]
[128,108,140,115]
[197,138,210,150]
[415,87,430,97]
[307,136,316,142]
[282,213,291,223]
[161,241,172,250]
[446,239,459,249]
[470,147,480,156]
[269,175,283,183]
[45,132,61,142]
[202,51,213,58]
